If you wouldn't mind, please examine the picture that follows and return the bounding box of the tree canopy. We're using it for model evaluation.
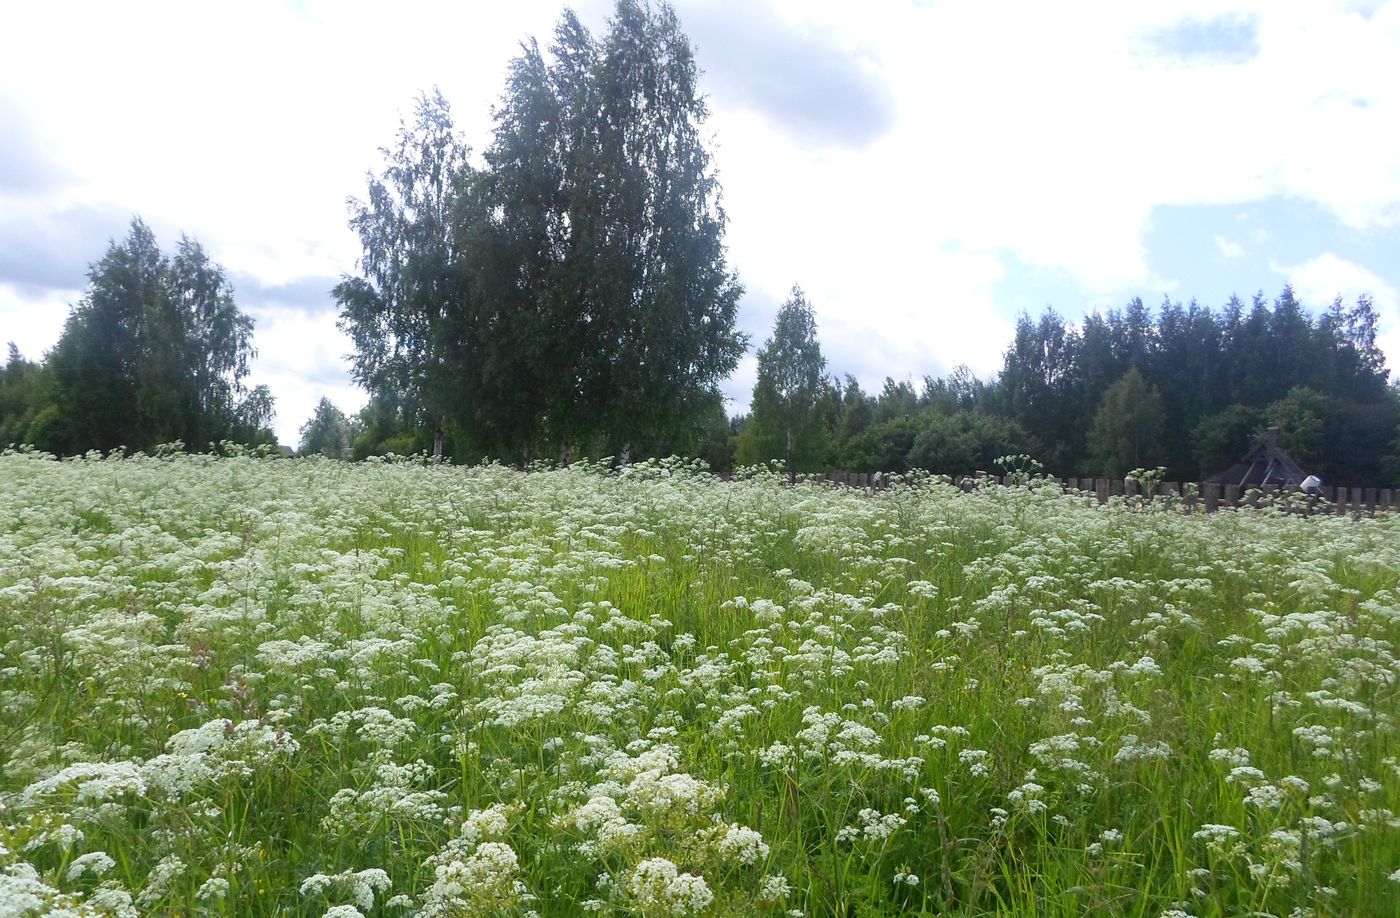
[337,0,744,464]
[723,287,1398,486]
[4,218,273,455]
[335,89,468,458]
[1087,367,1164,478]
[737,286,828,476]
[298,397,358,459]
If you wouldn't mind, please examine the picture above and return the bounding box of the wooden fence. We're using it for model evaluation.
[810,470,1398,516]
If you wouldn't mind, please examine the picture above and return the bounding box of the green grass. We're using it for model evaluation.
[2,450,1399,917]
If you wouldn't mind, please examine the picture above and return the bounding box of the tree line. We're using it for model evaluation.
[3,0,1399,486]
[737,286,1400,486]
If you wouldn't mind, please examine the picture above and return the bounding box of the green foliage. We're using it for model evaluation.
[1382,416,1400,485]
[994,289,1398,482]
[908,412,1032,477]
[740,286,829,476]
[850,415,921,474]
[338,3,745,464]
[0,344,48,447]
[1193,404,1262,477]
[1264,386,1328,468]
[688,397,736,476]
[35,218,269,455]
[1087,367,1164,478]
[335,89,469,459]
[470,1,745,460]
[298,397,358,459]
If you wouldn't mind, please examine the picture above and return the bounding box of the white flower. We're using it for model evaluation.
[1192,824,1241,854]
[839,808,906,843]
[758,874,791,903]
[629,858,713,916]
[137,855,187,907]
[67,851,116,880]
[716,824,770,866]
[301,868,392,911]
[324,907,366,918]
[197,877,231,901]
[759,743,795,767]
[21,761,147,804]
[1245,784,1285,810]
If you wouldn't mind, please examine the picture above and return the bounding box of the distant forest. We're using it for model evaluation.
[3,0,1399,486]
[731,285,1399,487]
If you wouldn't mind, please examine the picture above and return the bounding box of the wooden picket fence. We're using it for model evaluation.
[810,470,1398,516]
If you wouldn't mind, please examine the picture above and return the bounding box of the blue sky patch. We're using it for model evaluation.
[1147,15,1260,65]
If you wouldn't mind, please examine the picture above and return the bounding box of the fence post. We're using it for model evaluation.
[1382,488,1394,513]
[1222,484,1239,508]
[1124,478,1138,498]
[1364,487,1378,515]
[1204,483,1220,512]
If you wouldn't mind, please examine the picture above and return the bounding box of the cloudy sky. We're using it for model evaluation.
[3,0,1399,445]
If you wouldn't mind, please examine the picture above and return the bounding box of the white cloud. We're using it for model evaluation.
[0,286,74,363]
[243,305,366,446]
[1278,252,1400,366]
[1282,253,1399,310]
[1215,235,1246,259]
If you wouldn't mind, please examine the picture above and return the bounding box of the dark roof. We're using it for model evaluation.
[1205,429,1309,488]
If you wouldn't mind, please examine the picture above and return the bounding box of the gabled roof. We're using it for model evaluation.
[1204,427,1309,488]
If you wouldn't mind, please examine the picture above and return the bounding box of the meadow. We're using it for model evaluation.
[2,450,1399,917]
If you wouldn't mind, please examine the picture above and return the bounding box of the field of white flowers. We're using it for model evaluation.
[2,451,1399,917]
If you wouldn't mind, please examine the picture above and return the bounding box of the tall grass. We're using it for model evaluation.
[2,450,1398,917]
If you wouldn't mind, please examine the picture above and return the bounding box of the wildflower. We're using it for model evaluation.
[300,868,392,912]
[197,877,231,902]
[137,855,187,907]
[324,907,367,918]
[758,874,791,903]
[67,851,116,880]
[422,841,526,916]
[21,761,147,804]
[629,858,713,916]
[714,824,770,866]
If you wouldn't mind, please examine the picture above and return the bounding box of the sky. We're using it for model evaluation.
[3,0,1400,446]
